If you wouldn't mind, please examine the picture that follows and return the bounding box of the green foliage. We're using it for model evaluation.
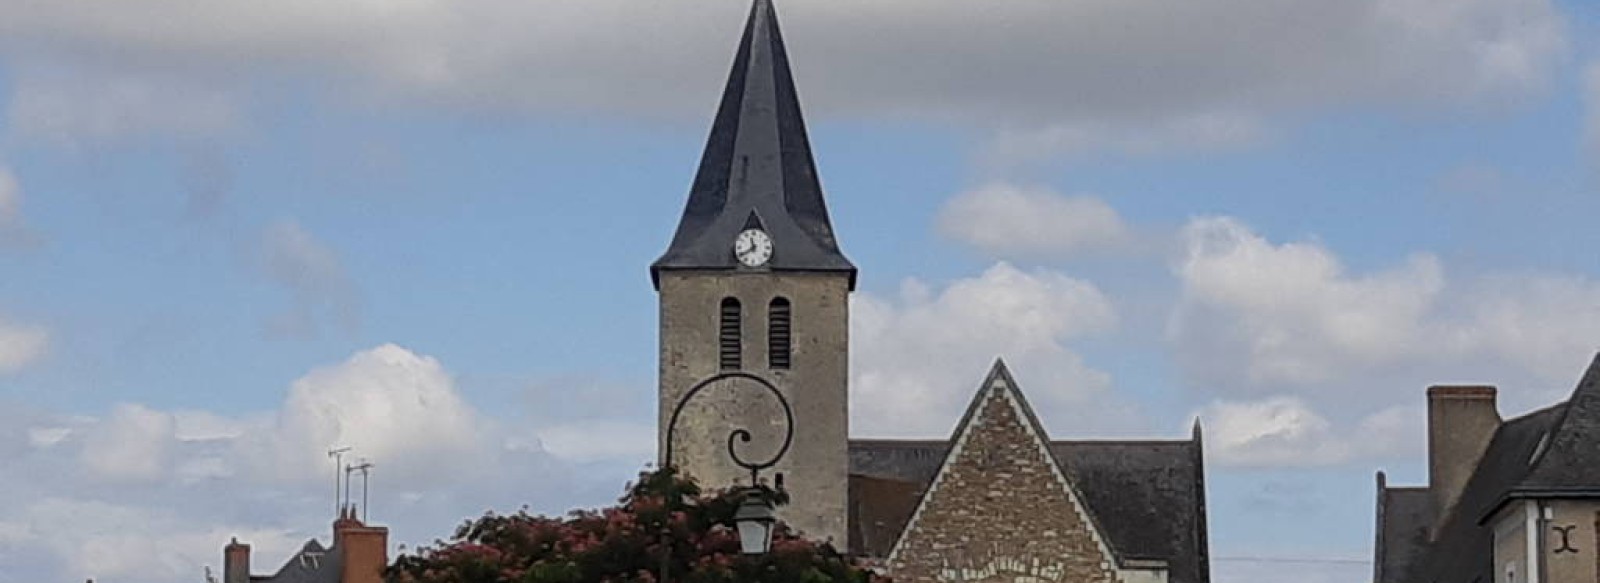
[387,467,886,583]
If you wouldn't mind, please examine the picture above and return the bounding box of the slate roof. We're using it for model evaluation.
[1382,353,1600,583]
[847,365,1209,583]
[251,539,343,583]
[1514,354,1600,495]
[651,0,855,288]
[1372,475,1433,583]
[1403,404,1563,583]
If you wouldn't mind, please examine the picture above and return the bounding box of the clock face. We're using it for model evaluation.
[734,229,773,267]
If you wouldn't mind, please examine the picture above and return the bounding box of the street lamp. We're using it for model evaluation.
[733,490,779,554]
[659,371,794,580]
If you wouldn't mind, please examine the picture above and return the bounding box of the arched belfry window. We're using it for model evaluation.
[768,297,791,369]
[720,297,742,370]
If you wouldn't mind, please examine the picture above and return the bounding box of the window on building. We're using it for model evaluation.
[768,297,791,369]
[720,297,742,370]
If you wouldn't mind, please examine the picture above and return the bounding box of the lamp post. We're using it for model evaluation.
[659,372,795,582]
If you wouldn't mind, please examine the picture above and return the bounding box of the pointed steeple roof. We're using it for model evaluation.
[651,0,855,289]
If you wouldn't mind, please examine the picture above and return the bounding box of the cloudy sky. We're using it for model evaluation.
[1,0,1598,581]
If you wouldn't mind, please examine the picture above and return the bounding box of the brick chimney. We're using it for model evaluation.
[223,537,250,583]
[334,506,389,583]
[1427,385,1501,522]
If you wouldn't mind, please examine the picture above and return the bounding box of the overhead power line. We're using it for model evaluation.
[1213,556,1371,566]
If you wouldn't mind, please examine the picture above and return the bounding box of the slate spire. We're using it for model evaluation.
[651,0,855,288]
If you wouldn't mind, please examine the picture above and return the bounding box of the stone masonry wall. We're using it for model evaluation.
[658,272,850,547]
[1543,500,1600,583]
[889,383,1117,583]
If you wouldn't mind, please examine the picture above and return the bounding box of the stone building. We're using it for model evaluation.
[855,362,1208,583]
[220,506,388,583]
[654,1,1211,581]
[1374,356,1600,583]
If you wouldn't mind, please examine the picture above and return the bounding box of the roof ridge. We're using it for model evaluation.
[1051,438,1196,445]
[848,438,951,445]
[853,438,1197,445]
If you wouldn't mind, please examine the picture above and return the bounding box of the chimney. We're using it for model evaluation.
[223,537,250,583]
[1427,385,1501,522]
[333,509,389,583]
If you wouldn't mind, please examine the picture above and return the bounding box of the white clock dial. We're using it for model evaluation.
[734,229,773,267]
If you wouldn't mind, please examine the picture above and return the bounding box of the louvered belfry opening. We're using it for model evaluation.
[769,297,792,369]
[720,297,742,370]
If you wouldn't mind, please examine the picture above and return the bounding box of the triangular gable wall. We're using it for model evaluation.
[885,360,1123,583]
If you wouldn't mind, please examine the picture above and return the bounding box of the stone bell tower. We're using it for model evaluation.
[651,0,853,547]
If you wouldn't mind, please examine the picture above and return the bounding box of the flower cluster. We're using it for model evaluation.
[388,467,888,583]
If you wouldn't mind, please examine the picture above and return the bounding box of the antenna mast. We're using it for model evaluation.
[327,446,351,516]
[349,459,375,522]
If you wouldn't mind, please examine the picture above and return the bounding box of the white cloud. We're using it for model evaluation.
[250,343,485,483]
[1170,216,1600,394]
[535,420,654,463]
[1171,216,1444,386]
[0,317,49,374]
[0,344,641,583]
[172,410,249,442]
[0,497,301,582]
[0,0,1566,148]
[1456,275,1600,378]
[979,111,1270,166]
[258,220,360,338]
[851,262,1128,437]
[937,184,1129,258]
[80,404,176,482]
[26,427,70,449]
[5,67,240,145]
[1197,397,1421,467]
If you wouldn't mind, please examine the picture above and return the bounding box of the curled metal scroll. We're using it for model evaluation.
[662,372,794,486]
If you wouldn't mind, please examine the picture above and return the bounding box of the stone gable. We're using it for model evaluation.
[887,365,1119,583]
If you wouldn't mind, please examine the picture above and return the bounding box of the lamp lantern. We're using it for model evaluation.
[733,490,778,555]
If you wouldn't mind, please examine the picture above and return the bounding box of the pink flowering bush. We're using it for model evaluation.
[388,468,886,583]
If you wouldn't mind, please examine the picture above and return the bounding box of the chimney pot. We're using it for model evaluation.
[223,538,251,583]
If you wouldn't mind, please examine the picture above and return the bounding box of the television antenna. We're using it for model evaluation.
[327,446,351,515]
[347,459,375,522]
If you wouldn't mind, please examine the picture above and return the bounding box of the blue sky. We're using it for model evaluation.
[1,0,1599,581]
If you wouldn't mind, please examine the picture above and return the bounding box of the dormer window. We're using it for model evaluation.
[720,297,742,370]
[769,297,791,369]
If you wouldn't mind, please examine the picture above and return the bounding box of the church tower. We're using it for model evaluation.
[652,0,853,546]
